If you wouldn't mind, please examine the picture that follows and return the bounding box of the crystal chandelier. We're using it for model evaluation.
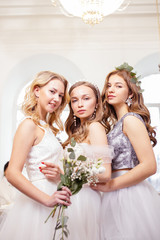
[81,0,104,25]
[52,0,127,26]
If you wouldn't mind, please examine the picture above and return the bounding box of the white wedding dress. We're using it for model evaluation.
[64,143,113,240]
[0,117,113,240]
[0,120,63,240]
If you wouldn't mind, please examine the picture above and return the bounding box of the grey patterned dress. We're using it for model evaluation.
[107,112,143,170]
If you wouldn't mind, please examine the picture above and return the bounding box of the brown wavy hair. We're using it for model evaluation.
[22,71,68,135]
[101,69,157,147]
[64,81,103,146]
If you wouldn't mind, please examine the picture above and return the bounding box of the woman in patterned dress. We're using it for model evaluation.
[92,63,160,240]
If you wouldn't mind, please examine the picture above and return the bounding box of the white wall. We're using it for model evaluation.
[0,0,159,170]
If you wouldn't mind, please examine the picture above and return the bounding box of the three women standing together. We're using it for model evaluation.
[0,63,160,240]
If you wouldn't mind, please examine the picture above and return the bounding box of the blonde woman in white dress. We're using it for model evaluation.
[0,71,71,240]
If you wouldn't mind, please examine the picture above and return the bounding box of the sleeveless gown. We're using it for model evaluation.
[101,112,160,240]
[0,119,63,240]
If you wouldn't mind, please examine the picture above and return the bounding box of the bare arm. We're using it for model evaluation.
[88,122,111,182]
[92,116,157,192]
[6,119,71,207]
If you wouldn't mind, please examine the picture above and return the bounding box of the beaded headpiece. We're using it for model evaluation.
[115,62,144,93]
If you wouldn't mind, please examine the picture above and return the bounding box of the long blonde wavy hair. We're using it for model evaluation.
[64,81,103,146]
[22,71,68,135]
[101,69,157,147]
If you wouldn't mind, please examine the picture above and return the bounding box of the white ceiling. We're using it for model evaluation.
[0,0,158,17]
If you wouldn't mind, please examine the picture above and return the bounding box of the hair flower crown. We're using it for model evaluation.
[115,62,144,93]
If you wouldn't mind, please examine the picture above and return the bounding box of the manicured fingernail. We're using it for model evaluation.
[41,162,44,164]
[40,169,42,172]
[39,167,41,169]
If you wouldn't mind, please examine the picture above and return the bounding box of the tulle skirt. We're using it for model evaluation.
[0,178,59,240]
[0,180,101,240]
[101,170,160,240]
[65,185,101,240]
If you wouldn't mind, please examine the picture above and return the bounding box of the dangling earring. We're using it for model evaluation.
[126,97,132,107]
[92,106,97,119]
[73,114,76,127]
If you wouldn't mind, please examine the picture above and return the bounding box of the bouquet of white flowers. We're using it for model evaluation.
[45,138,106,240]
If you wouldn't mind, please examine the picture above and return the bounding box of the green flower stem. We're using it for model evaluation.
[62,206,65,240]
[44,205,57,223]
[53,205,62,240]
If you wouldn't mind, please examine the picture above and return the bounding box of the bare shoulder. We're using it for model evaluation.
[17,118,37,136]
[19,118,36,129]
[89,121,105,132]
[123,115,146,136]
[89,122,107,145]
[123,115,145,129]
[11,118,37,150]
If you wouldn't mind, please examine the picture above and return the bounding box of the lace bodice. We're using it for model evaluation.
[25,119,63,182]
[107,112,145,170]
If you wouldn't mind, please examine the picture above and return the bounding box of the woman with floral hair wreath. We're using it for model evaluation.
[92,63,160,240]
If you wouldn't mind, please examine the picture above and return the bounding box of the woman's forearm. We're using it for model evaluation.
[6,167,50,206]
[109,162,157,191]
